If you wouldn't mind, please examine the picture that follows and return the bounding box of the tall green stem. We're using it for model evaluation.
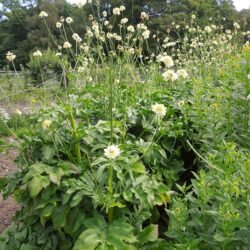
[68,109,81,165]
[108,67,114,223]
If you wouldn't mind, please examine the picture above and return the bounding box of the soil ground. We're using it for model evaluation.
[0,139,19,233]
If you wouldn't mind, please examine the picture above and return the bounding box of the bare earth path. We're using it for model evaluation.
[0,139,19,233]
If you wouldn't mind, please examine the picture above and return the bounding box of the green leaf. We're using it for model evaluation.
[74,217,136,250]
[70,190,85,207]
[29,175,50,198]
[64,208,85,235]
[131,162,146,174]
[23,163,47,182]
[137,224,158,243]
[83,213,106,230]
[213,233,225,242]
[43,146,55,161]
[73,228,104,250]
[52,205,69,230]
[40,203,56,218]
[108,219,137,244]
[49,168,64,185]
[109,202,126,208]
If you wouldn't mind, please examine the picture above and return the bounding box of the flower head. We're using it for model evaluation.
[152,104,166,118]
[127,25,135,33]
[66,17,73,24]
[141,12,149,20]
[120,5,126,12]
[72,33,82,43]
[33,50,43,57]
[6,51,16,62]
[177,69,188,79]
[63,41,72,49]
[233,22,240,29]
[56,22,62,29]
[142,30,150,39]
[15,109,22,115]
[75,0,88,8]
[42,119,52,129]
[162,70,178,81]
[113,7,121,16]
[121,18,128,25]
[104,145,121,160]
[39,11,48,18]
[204,26,212,33]
[102,11,107,17]
[160,55,174,68]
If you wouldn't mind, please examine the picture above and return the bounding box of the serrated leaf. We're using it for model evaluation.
[137,224,158,243]
[29,175,50,198]
[108,220,137,244]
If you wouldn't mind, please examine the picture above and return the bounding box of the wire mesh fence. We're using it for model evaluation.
[0,70,64,117]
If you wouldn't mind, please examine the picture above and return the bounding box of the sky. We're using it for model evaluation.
[232,0,249,10]
[67,0,250,11]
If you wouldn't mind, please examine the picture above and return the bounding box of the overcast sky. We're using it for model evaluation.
[67,0,249,11]
[232,0,249,10]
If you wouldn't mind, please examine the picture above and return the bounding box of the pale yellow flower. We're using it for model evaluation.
[33,50,43,57]
[113,8,120,16]
[66,17,73,24]
[104,145,121,160]
[42,119,52,129]
[15,109,22,115]
[39,11,48,18]
[160,55,174,68]
[6,51,16,62]
[152,104,166,118]
[63,42,72,49]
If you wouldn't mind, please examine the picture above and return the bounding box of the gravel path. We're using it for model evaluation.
[0,139,19,233]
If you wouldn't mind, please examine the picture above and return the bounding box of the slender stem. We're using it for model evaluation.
[108,162,113,223]
[11,61,23,86]
[109,68,114,144]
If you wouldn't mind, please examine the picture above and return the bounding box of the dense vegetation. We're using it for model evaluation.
[0,0,250,249]
[1,0,250,69]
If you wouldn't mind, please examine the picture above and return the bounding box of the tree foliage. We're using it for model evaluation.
[0,0,244,69]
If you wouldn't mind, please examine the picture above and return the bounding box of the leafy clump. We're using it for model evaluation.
[166,143,250,249]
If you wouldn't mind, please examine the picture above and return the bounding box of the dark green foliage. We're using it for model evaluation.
[27,49,68,87]
[0,0,240,69]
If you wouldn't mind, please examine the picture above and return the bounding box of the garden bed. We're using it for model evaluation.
[0,139,19,232]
